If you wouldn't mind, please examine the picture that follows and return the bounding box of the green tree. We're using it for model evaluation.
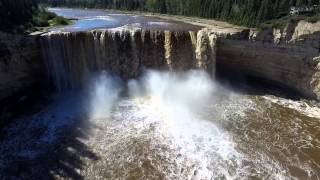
[44,0,320,27]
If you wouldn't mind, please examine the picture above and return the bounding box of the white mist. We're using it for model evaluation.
[87,70,242,179]
[129,70,241,179]
[89,73,122,120]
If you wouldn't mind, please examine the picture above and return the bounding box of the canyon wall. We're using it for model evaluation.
[1,20,320,102]
[217,40,320,98]
[41,21,320,99]
[41,29,217,91]
[217,20,320,99]
[0,32,44,101]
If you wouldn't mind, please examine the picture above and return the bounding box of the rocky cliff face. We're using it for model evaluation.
[218,20,320,100]
[251,20,320,49]
[1,19,319,101]
[0,32,43,101]
[41,29,217,91]
[39,20,320,99]
[217,39,319,98]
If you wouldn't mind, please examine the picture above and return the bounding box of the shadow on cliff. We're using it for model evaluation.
[296,31,320,53]
[0,93,99,180]
[216,68,303,100]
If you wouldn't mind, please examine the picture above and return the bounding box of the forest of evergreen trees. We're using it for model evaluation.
[0,0,319,31]
[0,0,38,30]
[49,0,320,27]
[0,0,70,33]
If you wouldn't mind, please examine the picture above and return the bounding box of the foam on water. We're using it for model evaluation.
[84,70,246,179]
[1,70,319,179]
[85,16,113,20]
[141,71,243,178]
[147,22,172,26]
[262,95,320,119]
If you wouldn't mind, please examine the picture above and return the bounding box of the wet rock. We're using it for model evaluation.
[217,21,320,100]
[40,29,217,91]
[0,32,44,101]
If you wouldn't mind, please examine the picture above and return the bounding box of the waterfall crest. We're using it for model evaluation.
[41,28,217,91]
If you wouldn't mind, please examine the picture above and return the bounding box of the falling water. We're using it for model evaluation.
[40,29,217,91]
[1,8,319,180]
[1,62,320,179]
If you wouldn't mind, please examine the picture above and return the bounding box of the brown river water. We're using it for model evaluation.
[0,70,319,179]
[0,8,319,180]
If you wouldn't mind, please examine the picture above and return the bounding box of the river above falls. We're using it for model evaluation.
[48,8,202,32]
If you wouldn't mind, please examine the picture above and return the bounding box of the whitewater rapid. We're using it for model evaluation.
[1,70,319,179]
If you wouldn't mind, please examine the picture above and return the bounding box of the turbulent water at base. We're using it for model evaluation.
[1,70,320,179]
[1,8,320,180]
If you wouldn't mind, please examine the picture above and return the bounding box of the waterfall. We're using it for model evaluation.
[41,28,217,91]
[195,29,217,77]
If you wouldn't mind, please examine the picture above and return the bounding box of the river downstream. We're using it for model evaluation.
[0,8,320,180]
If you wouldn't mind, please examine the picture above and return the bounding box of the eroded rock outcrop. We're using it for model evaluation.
[40,20,320,100]
[1,17,319,101]
[251,20,320,49]
[311,56,320,98]
[217,39,320,98]
[218,20,320,100]
[0,32,43,101]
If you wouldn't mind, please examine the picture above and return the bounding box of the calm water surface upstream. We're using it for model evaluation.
[48,8,201,32]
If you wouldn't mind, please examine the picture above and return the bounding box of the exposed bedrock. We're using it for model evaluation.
[40,22,320,100]
[1,20,320,102]
[40,29,217,91]
[217,39,320,99]
[251,21,320,50]
[218,20,320,100]
[0,32,44,101]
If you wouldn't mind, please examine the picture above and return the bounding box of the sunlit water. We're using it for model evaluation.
[1,70,319,179]
[48,8,201,32]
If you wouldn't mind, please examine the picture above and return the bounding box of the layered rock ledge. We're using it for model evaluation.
[0,32,43,101]
[40,29,217,91]
[1,14,320,101]
[218,20,320,99]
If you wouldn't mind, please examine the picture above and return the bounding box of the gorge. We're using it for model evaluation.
[1,8,320,179]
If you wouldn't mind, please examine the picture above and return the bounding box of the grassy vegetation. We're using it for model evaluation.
[25,7,71,33]
[49,16,70,26]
